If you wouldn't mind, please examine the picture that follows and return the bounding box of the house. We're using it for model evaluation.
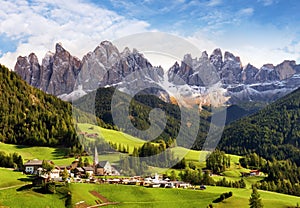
[95,161,120,176]
[70,159,79,169]
[23,159,54,174]
[50,167,61,180]
[82,166,94,176]
[74,167,85,177]
[250,170,260,176]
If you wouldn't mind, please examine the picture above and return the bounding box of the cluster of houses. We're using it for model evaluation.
[23,158,196,189]
[23,147,120,182]
[23,158,120,181]
[113,174,193,189]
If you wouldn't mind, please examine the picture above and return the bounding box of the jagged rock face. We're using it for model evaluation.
[15,56,31,84]
[45,43,81,95]
[15,44,81,96]
[168,50,243,86]
[78,41,121,91]
[254,64,278,82]
[241,64,259,84]
[15,41,164,100]
[275,60,296,80]
[15,53,41,87]
[168,52,219,86]
[167,49,300,104]
[14,41,300,105]
[209,48,223,71]
[221,52,242,85]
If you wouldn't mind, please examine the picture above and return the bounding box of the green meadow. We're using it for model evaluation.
[77,123,145,153]
[0,168,26,188]
[0,186,65,208]
[69,183,300,208]
[0,142,121,166]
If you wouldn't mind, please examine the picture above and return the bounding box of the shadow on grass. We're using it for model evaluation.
[51,148,69,159]
[18,175,35,182]
[16,184,33,191]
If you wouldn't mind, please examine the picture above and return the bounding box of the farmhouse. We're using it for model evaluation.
[250,170,261,176]
[23,159,54,174]
[83,166,94,176]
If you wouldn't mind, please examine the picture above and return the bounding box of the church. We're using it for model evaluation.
[93,146,120,176]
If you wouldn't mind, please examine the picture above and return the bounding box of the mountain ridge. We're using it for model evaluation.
[14,41,300,105]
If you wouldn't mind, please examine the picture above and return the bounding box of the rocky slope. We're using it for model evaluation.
[168,49,300,103]
[14,41,300,105]
[15,41,164,100]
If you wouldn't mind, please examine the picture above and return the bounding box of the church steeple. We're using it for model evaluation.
[94,146,98,166]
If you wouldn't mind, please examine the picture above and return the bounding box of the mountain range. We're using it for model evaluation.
[14,41,300,106]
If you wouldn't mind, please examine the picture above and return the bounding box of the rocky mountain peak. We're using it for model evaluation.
[274,60,296,80]
[209,48,223,71]
[121,47,131,57]
[200,51,208,59]
[28,53,39,64]
[55,42,69,55]
[224,51,241,63]
[14,42,300,105]
[262,63,274,69]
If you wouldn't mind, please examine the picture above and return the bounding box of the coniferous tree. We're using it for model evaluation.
[249,186,263,208]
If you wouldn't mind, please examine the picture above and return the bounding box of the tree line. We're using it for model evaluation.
[0,65,82,152]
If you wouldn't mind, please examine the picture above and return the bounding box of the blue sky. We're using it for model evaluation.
[0,0,300,69]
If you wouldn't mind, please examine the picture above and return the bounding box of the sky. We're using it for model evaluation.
[0,0,300,70]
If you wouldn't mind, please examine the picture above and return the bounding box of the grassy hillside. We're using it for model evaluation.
[0,168,26,188]
[219,87,300,164]
[69,183,300,208]
[0,142,122,166]
[0,64,80,148]
[77,123,145,153]
[77,123,242,164]
[74,87,211,149]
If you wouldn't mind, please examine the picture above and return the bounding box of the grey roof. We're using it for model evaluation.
[24,159,53,166]
[75,167,84,172]
[83,166,94,171]
[97,161,109,168]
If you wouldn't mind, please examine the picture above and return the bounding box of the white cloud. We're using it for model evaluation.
[238,8,254,16]
[207,0,222,7]
[258,0,276,6]
[185,32,217,55]
[0,0,150,69]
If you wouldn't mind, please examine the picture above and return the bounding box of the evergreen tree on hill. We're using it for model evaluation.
[249,186,263,208]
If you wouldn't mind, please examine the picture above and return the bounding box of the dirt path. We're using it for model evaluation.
[88,191,119,207]
[89,190,109,203]
[0,185,23,191]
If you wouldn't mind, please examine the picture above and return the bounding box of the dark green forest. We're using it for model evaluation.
[74,87,211,148]
[0,65,80,149]
[219,88,300,165]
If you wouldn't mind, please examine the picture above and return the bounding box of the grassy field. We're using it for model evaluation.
[0,186,65,208]
[70,183,219,208]
[69,183,300,208]
[0,142,123,167]
[207,186,300,208]
[0,168,26,188]
[77,123,145,153]
[0,168,65,208]
[0,142,68,161]
[77,123,242,165]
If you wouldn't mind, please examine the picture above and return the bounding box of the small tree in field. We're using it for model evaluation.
[249,186,263,208]
[61,168,69,182]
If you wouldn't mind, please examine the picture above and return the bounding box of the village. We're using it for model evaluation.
[22,146,262,191]
[23,156,198,189]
